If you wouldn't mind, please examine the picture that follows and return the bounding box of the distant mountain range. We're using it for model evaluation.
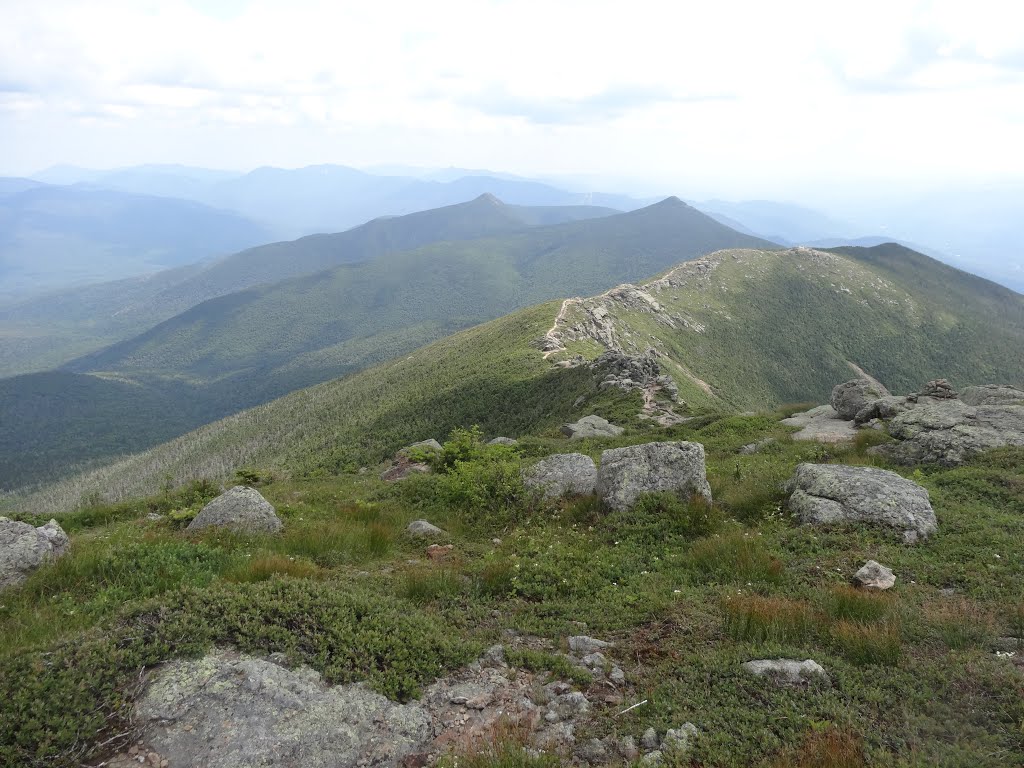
[0,196,772,491]
[13,241,1022,514]
[0,182,271,299]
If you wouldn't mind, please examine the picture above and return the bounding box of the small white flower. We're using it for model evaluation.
[673,589,681,594]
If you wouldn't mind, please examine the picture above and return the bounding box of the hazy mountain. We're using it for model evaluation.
[30,163,645,240]
[0,195,616,377]
[694,199,859,243]
[0,197,771,490]
[0,182,271,299]
[16,243,1022,512]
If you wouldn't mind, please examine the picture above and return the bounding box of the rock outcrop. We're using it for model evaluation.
[186,486,283,533]
[881,399,1024,466]
[786,463,937,541]
[0,517,70,590]
[487,437,518,446]
[830,379,890,420]
[124,636,640,768]
[596,441,712,511]
[523,453,598,498]
[781,405,858,443]
[959,385,1024,407]
[561,415,624,440]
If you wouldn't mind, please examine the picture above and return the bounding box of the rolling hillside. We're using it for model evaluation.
[0,196,615,377]
[10,243,1023,514]
[0,198,771,492]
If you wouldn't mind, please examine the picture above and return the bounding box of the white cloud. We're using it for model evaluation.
[0,0,1022,194]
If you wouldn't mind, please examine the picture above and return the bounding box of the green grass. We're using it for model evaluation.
[2,419,1023,766]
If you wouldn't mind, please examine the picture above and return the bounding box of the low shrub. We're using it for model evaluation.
[630,491,725,539]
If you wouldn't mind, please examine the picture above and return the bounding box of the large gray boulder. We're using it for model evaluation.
[882,399,1024,466]
[134,650,432,768]
[830,378,890,420]
[787,463,937,541]
[187,486,283,533]
[960,385,1024,407]
[0,517,70,590]
[524,454,598,499]
[561,415,624,440]
[596,441,711,512]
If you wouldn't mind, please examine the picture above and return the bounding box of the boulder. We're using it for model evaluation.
[406,520,446,537]
[786,463,937,540]
[568,635,613,654]
[742,659,827,684]
[853,560,896,590]
[487,437,518,446]
[523,454,598,499]
[561,415,624,440]
[780,405,857,443]
[830,379,890,420]
[882,399,1024,466]
[959,384,1024,407]
[0,517,70,590]
[400,439,443,455]
[133,650,432,768]
[854,396,910,425]
[186,486,283,533]
[596,442,712,512]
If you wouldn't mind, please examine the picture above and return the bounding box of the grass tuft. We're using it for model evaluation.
[830,620,902,665]
[824,586,891,624]
[689,530,784,585]
[722,595,817,644]
[770,726,865,768]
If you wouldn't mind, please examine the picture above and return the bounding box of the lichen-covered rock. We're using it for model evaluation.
[561,415,624,440]
[787,463,937,540]
[0,517,70,590]
[596,441,711,511]
[404,438,443,453]
[742,659,827,684]
[523,454,597,499]
[134,650,431,768]
[781,404,858,443]
[186,486,283,533]
[853,560,896,590]
[854,396,910,424]
[960,385,1024,406]
[883,400,1024,466]
[407,520,446,537]
[830,378,890,420]
[487,437,518,446]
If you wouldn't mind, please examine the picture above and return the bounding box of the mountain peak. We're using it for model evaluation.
[474,193,504,206]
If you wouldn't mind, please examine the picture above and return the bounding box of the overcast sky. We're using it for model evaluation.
[2,0,1023,198]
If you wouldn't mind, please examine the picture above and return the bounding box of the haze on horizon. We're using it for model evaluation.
[2,0,1023,199]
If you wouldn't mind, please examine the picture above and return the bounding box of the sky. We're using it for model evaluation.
[2,0,1023,199]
